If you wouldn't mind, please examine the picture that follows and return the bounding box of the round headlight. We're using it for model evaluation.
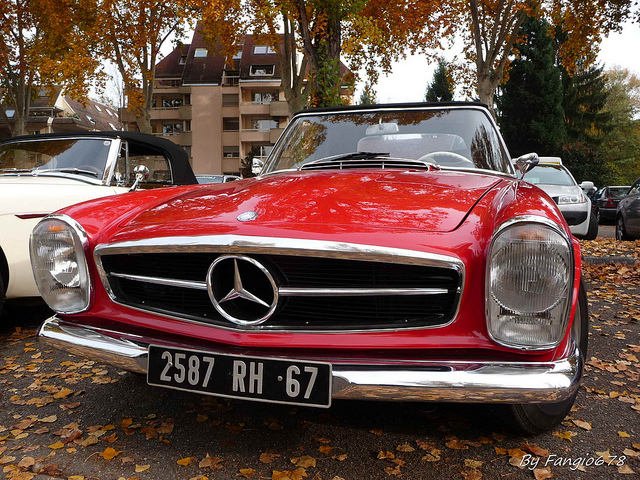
[486,219,574,349]
[30,216,91,314]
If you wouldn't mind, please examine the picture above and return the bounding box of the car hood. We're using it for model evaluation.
[124,170,504,233]
[0,177,126,216]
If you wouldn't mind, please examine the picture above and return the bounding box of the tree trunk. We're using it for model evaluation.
[476,69,497,118]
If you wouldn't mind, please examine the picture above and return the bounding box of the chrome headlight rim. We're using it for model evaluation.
[486,215,575,351]
[29,213,92,314]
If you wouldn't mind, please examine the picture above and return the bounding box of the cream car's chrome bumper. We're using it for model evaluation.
[38,316,582,404]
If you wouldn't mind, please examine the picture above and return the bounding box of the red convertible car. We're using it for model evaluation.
[32,103,586,433]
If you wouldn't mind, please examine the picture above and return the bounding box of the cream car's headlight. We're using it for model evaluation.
[30,216,91,314]
[557,193,587,205]
[486,219,573,350]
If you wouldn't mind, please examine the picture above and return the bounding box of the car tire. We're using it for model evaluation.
[616,215,631,241]
[507,281,588,435]
[583,213,598,240]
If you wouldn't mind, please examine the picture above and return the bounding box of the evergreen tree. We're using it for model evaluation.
[358,84,377,105]
[562,63,612,145]
[557,63,612,185]
[425,61,454,102]
[497,16,566,158]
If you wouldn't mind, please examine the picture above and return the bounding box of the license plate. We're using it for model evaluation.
[147,345,332,408]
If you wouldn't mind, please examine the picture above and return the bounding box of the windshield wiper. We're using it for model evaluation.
[34,168,100,178]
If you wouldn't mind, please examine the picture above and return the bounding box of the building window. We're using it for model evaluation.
[252,92,277,104]
[232,49,242,60]
[222,94,239,107]
[249,65,275,76]
[194,48,208,58]
[108,122,117,130]
[95,105,102,112]
[163,123,182,135]
[223,118,239,131]
[252,119,278,132]
[254,145,273,158]
[86,115,96,124]
[253,45,276,54]
[162,98,183,108]
[179,55,187,65]
[223,146,240,158]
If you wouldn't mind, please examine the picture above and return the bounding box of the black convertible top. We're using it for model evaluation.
[1,131,197,185]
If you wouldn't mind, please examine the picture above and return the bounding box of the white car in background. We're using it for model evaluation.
[0,131,197,314]
[522,157,598,240]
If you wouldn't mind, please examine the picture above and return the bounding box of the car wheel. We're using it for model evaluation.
[507,281,588,435]
[616,215,630,241]
[582,213,598,240]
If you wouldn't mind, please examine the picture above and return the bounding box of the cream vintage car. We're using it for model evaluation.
[0,131,197,313]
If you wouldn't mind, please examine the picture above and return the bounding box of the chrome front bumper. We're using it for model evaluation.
[38,316,582,404]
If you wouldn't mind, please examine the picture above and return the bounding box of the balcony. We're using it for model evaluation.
[154,131,192,146]
[179,105,192,119]
[239,102,270,116]
[151,107,180,120]
[239,129,270,142]
[269,101,289,117]
[270,128,284,143]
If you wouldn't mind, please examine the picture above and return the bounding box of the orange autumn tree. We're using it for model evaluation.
[436,0,632,116]
[97,0,198,134]
[200,0,440,113]
[0,0,100,136]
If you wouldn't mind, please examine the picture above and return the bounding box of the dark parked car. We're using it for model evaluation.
[593,186,630,224]
[31,102,587,434]
[616,179,640,239]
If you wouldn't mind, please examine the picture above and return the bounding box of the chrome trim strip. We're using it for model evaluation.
[94,235,465,333]
[279,287,449,297]
[110,272,208,290]
[108,272,449,298]
[38,316,582,404]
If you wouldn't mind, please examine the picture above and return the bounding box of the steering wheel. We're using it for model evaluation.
[418,152,474,167]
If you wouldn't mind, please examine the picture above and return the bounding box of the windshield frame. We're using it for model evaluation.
[261,104,515,177]
[0,136,122,185]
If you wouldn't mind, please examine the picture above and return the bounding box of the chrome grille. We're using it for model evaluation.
[95,236,464,332]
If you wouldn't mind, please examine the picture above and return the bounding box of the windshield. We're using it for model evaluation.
[0,138,112,179]
[525,165,576,187]
[263,107,512,174]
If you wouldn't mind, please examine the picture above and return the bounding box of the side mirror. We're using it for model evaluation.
[579,181,595,192]
[514,153,539,178]
[129,164,150,191]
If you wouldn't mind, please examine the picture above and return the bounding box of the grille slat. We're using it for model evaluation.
[100,251,461,331]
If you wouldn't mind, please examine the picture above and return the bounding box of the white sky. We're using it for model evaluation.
[371,20,640,104]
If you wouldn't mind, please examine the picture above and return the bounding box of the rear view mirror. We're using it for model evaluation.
[366,122,399,136]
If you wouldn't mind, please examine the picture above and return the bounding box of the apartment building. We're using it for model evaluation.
[135,25,291,176]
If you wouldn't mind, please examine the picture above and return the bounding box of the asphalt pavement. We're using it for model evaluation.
[0,236,638,479]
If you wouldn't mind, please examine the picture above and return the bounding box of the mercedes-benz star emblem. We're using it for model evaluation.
[206,254,278,326]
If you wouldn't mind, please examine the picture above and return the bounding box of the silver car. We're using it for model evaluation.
[523,162,598,240]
